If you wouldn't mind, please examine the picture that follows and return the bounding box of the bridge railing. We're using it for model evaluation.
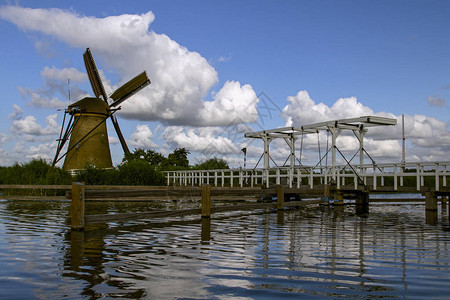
[163,161,449,191]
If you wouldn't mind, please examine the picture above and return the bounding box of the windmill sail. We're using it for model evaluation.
[110,72,150,107]
[83,48,108,102]
[110,114,130,155]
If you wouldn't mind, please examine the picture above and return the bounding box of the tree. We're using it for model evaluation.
[195,157,229,170]
[163,148,190,169]
[123,148,165,166]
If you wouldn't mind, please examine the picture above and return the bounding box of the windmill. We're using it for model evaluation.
[52,48,150,171]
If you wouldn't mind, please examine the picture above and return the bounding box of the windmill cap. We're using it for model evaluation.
[69,97,110,116]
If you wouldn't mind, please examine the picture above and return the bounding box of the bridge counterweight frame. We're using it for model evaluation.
[244,116,397,187]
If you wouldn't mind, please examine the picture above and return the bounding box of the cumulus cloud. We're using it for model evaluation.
[0,132,8,145]
[10,113,60,137]
[9,140,57,163]
[108,136,119,145]
[427,95,447,107]
[280,90,450,162]
[0,6,258,126]
[163,126,239,154]
[281,90,376,126]
[199,81,259,126]
[8,104,23,120]
[17,66,89,108]
[128,124,158,149]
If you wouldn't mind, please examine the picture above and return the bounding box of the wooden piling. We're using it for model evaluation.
[324,184,330,199]
[71,182,85,230]
[447,196,450,219]
[276,185,284,210]
[334,189,344,206]
[355,191,369,216]
[201,184,211,218]
[425,191,438,211]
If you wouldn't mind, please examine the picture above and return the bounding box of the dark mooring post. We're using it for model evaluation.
[71,182,85,231]
[277,185,284,210]
[425,191,438,225]
[355,191,369,216]
[201,184,211,218]
[324,184,331,201]
[333,189,344,206]
[447,196,450,220]
[425,191,438,211]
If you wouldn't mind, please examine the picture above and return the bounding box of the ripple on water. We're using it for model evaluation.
[0,200,449,299]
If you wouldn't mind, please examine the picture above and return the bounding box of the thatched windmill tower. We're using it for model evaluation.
[52,48,150,171]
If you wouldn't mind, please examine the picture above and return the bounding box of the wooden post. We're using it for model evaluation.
[447,196,450,220]
[277,185,284,210]
[355,191,369,216]
[71,182,85,231]
[201,218,211,243]
[324,184,330,202]
[201,184,211,218]
[425,191,438,211]
[334,189,344,206]
[441,195,447,214]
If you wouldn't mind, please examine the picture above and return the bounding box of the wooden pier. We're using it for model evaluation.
[69,183,323,230]
[1,181,448,230]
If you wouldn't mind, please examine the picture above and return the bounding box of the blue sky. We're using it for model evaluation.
[0,0,449,167]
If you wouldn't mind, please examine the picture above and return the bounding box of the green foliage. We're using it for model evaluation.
[124,147,191,171]
[162,148,190,170]
[118,160,165,185]
[123,148,165,166]
[74,161,165,186]
[195,157,229,170]
[0,159,72,185]
[73,164,117,185]
[0,159,72,196]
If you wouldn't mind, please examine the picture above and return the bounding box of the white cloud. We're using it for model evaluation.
[18,87,67,109]
[108,136,119,145]
[0,132,8,145]
[8,140,57,163]
[17,66,89,109]
[162,126,239,154]
[199,81,259,126]
[8,104,23,120]
[427,95,447,107]
[128,124,157,149]
[10,113,60,137]
[281,90,376,126]
[0,6,258,126]
[280,90,450,162]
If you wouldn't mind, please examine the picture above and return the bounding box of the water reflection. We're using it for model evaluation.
[0,200,449,299]
[426,210,438,225]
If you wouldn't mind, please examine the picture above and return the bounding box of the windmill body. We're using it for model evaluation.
[62,97,113,170]
[52,48,151,172]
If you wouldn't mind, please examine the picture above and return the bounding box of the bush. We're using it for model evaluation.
[0,159,72,185]
[195,157,229,170]
[0,159,72,196]
[74,160,165,186]
[118,160,164,186]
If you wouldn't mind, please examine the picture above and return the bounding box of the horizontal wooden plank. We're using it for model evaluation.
[85,208,201,224]
[0,184,72,190]
[83,199,323,224]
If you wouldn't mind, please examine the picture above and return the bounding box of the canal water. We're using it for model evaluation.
[0,199,449,299]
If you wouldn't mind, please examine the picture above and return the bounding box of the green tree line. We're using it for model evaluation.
[0,148,229,192]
